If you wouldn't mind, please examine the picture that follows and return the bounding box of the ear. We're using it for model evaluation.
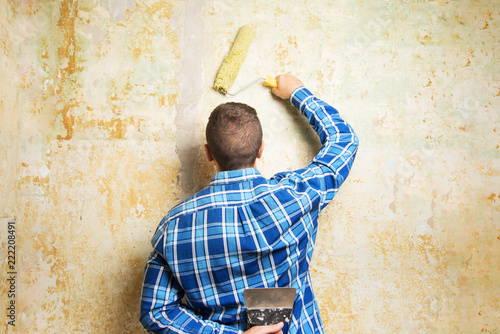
[204,144,214,162]
[256,140,265,159]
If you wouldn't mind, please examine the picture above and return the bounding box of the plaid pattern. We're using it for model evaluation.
[140,87,359,333]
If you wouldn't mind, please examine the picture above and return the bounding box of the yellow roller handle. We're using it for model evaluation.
[264,75,278,88]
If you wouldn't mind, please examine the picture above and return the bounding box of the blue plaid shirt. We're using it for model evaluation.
[140,87,359,333]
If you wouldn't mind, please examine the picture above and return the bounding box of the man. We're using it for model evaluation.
[140,74,358,333]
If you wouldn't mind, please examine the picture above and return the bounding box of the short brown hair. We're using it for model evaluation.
[206,102,263,171]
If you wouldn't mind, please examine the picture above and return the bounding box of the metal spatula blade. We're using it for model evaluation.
[244,287,296,326]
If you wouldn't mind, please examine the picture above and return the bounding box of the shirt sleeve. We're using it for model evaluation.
[140,248,243,334]
[288,86,359,210]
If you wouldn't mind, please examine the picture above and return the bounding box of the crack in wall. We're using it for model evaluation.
[174,0,205,201]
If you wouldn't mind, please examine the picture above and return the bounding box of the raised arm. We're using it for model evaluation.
[272,73,359,209]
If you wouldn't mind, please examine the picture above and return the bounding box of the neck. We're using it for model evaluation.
[217,164,256,173]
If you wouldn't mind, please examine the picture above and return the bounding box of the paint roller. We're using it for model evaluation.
[213,25,277,95]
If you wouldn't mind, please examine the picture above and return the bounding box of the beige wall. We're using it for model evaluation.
[1,0,498,333]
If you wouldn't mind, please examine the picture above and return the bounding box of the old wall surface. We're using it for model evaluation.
[1,0,498,333]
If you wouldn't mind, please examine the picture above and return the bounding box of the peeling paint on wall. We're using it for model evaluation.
[1,0,499,333]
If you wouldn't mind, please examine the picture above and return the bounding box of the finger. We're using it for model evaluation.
[270,322,284,332]
[275,74,283,86]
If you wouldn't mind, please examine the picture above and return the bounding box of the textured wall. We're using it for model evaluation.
[1,0,498,333]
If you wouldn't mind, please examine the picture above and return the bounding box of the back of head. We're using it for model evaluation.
[206,102,263,171]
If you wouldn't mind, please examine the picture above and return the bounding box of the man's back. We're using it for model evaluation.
[155,167,326,332]
[141,79,358,334]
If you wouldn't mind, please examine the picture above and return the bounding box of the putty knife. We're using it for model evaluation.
[244,287,296,326]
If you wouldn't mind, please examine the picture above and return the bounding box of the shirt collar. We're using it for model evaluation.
[210,168,262,186]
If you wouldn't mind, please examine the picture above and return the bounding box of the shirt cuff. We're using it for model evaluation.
[289,86,314,110]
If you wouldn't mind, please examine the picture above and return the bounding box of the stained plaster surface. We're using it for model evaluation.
[0,0,499,333]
